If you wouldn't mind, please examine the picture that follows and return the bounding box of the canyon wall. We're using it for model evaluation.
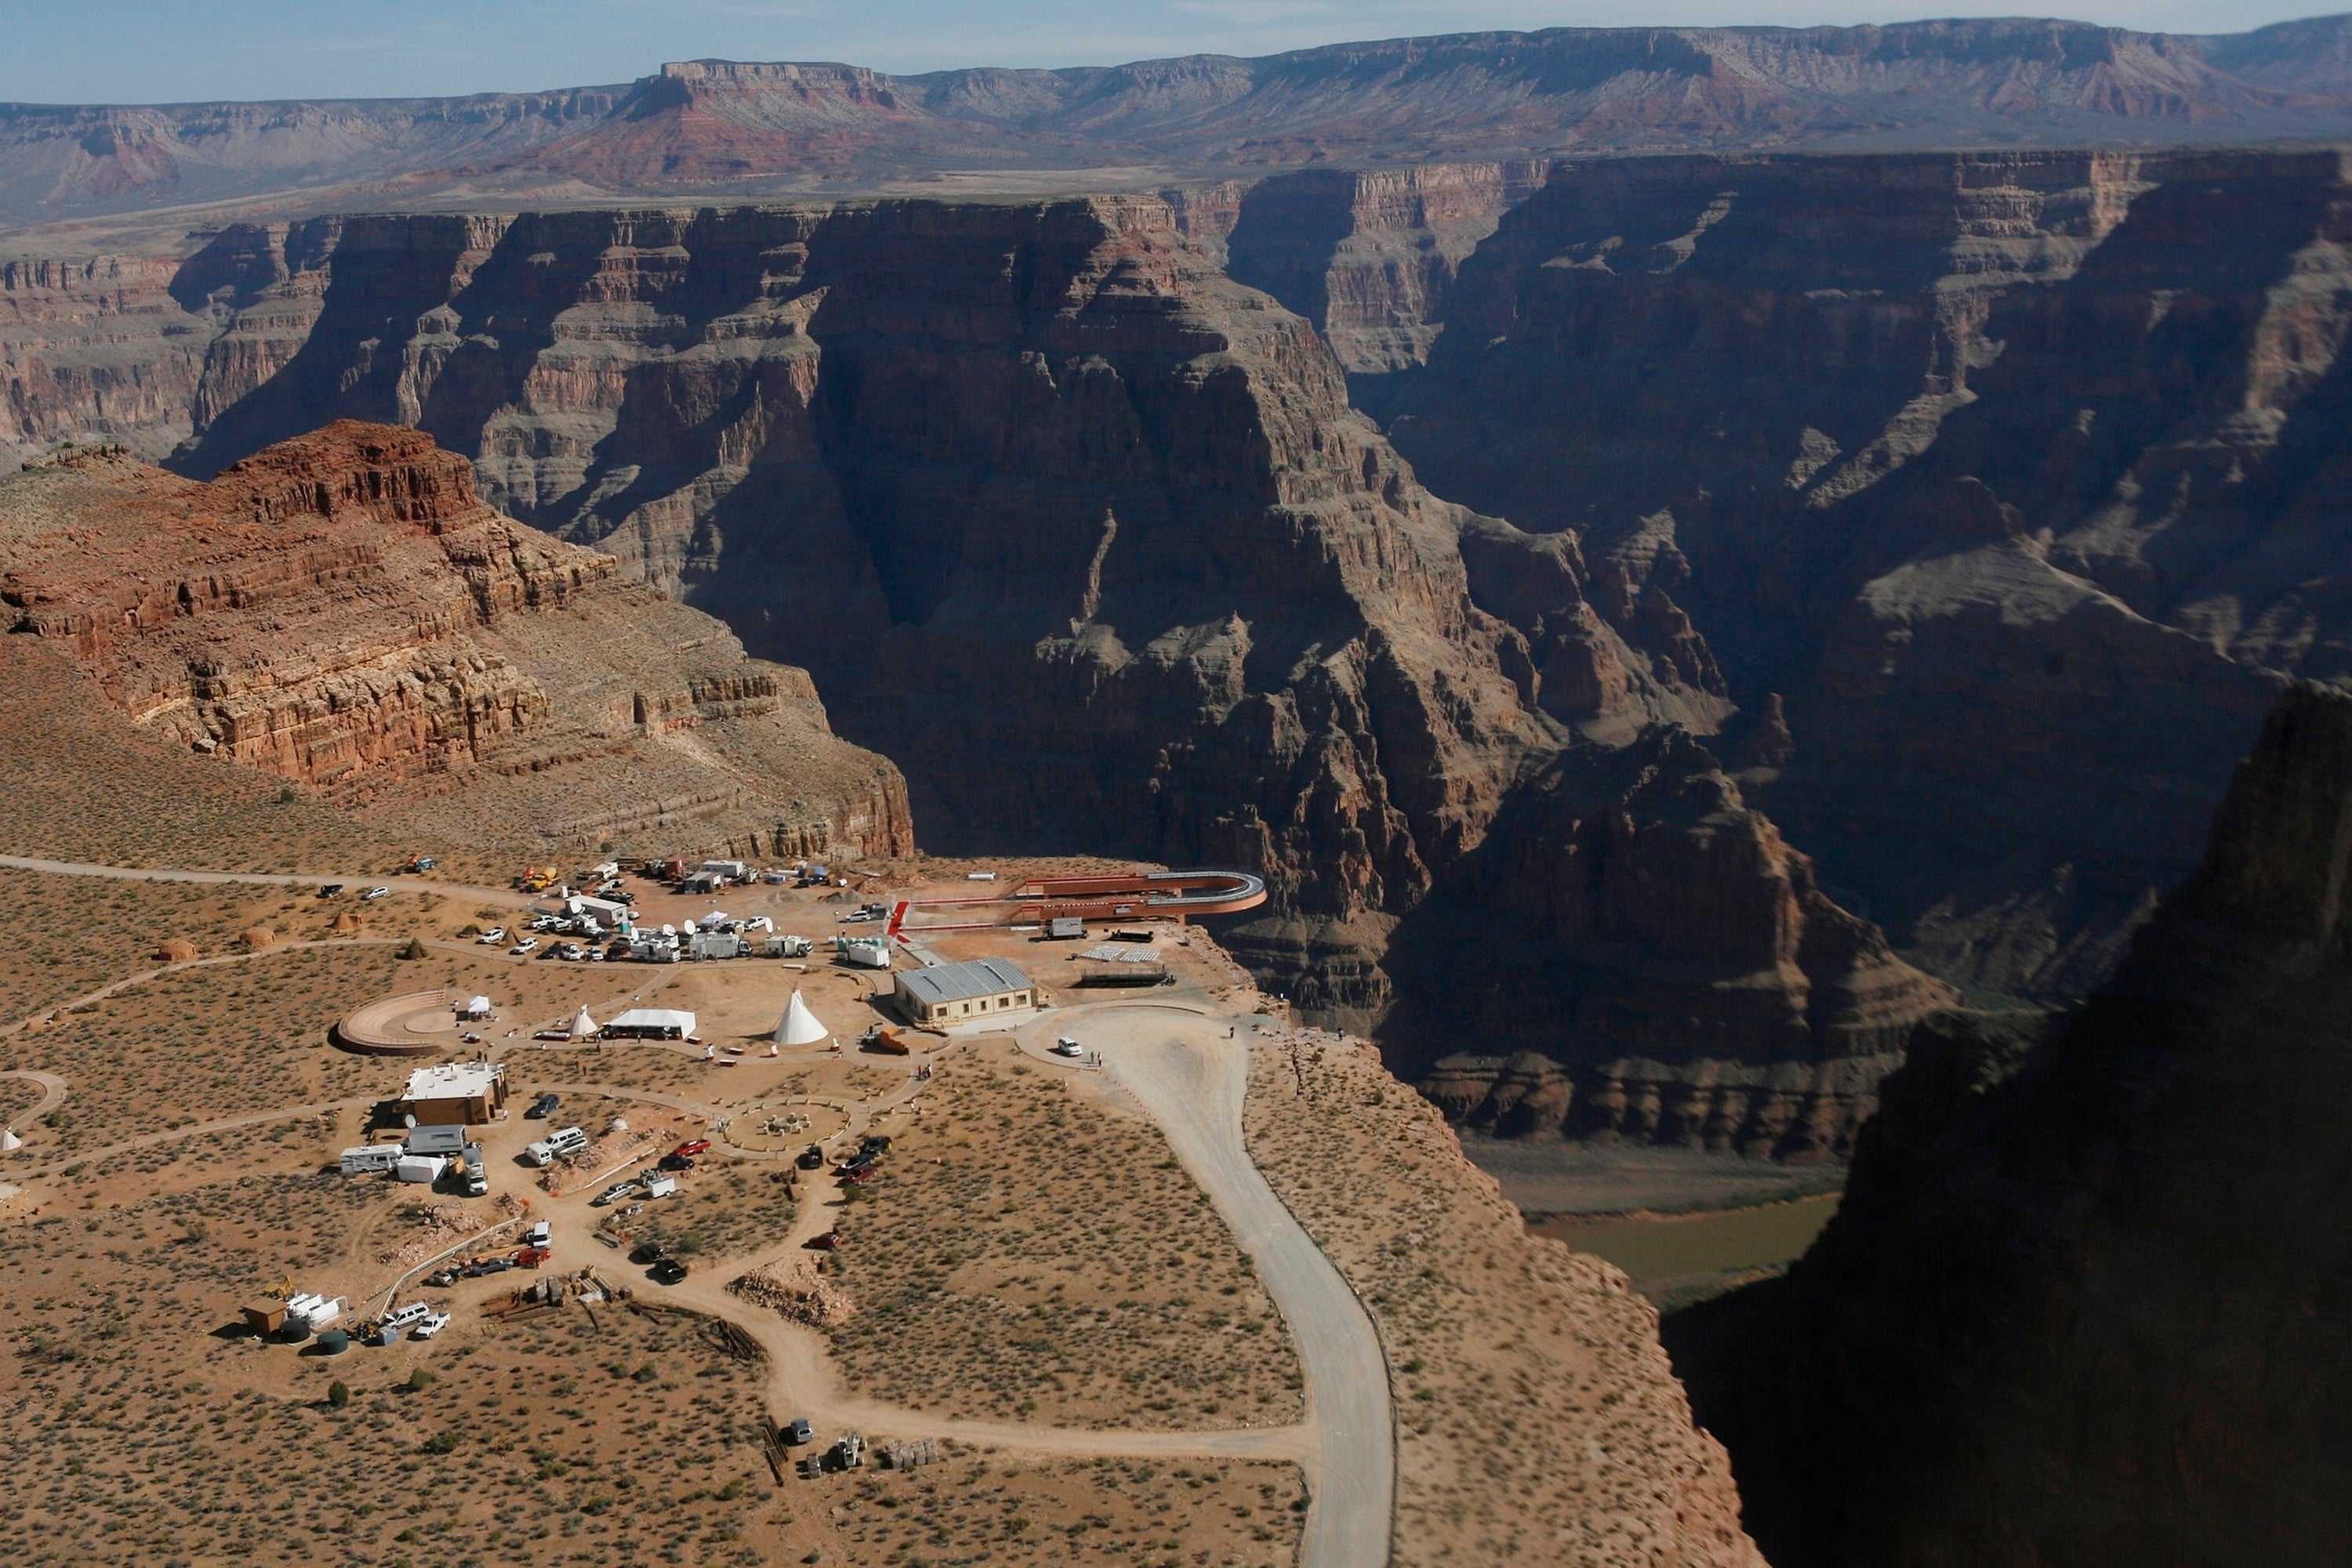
[1668,682,2352,1567]
[0,422,912,862]
[1399,728,1955,1156]
[36,161,2307,1149]
[159,196,1559,1011]
[1388,147,2343,1002]
[16,18,2352,230]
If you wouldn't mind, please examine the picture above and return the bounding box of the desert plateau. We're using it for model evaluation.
[8,5,2352,1566]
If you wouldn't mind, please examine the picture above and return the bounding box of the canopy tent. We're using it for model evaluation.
[459,995,494,1019]
[0,1127,19,1152]
[605,1008,696,1040]
[570,1006,597,1039]
[775,989,829,1046]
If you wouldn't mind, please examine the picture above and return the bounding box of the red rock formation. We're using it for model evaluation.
[0,423,911,862]
[1670,681,2352,1567]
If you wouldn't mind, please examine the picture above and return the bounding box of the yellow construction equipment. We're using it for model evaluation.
[263,1270,293,1300]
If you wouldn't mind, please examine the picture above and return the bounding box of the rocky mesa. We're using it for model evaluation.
[0,421,912,862]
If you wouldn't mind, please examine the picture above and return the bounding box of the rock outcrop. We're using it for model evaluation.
[0,255,214,465]
[1394,728,1954,1157]
[0,422,911,861]
[1388,147,2322,1001]
[1666,681,2352,1567]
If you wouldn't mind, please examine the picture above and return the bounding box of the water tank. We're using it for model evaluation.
[315,1328,350,1356]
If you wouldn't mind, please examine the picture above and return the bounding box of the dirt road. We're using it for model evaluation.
[0,854,530,909]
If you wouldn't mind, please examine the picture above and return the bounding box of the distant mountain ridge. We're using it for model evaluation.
[13,14,2352,234]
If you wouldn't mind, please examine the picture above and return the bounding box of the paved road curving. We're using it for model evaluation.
[1051,1004,1396,1568]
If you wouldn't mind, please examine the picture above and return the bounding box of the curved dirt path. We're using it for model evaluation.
[0,854,532,909]
[1,1069,67,1125]
[1049,1004,1396,1568]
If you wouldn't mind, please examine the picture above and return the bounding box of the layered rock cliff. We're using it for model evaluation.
[162,197,1555,1007]
[0,422,912,861]
[1388,147,2328,1001]
[1667,682,2352,1567]
[16,18,2352,231]
[1393,727,1954,1158]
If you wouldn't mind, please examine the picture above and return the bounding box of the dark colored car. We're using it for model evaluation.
[318,884,344,898]
[648,1258,688,1285]
[466,1256,516,1277]
[525,1092,561,1120]
[858,1135,892,1153]
[797,1145,826,1170]
[629,1240,668,1265]
[659,1153,696,1173]
[671,1139,712,1159]
[423,1269,458,1288]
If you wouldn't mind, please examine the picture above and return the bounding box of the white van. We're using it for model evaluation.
[381,1302,433,1333]
[523,1126,589,1167]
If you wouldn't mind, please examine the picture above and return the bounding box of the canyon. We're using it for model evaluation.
[1667,681,2352,1567]
[16,18,2352,234]
[0,422,912,862]
[16,142,2352,1156]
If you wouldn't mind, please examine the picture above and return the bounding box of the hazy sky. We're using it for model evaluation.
[2,0,2328,105]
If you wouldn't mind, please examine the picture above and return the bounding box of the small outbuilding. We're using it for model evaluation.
[401,1061,507,1127]
[894,958,1038,1026]
[604,1008,698,1040]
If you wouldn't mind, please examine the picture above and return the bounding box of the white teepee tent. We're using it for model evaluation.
[775,989,829,1046]
[570,1006,597,1039]
[0,1127,19,1153]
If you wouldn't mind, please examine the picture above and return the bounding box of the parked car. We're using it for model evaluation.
[317,884,344,898]
[1051,1037,1085,1058]
[380,1302,433,1333]
[593,1181,640,1207]
[362,886,391,901]
[782,1416,815,1445]
[525,1092,561,1120]
[672,1139,712,1159]
[630,1240,669,1265]
[510,938,539,956]
[648,1258,688,1285]
[477,927,506,945]
[659,1153,696,1173]
[467,1256,516,1277]
[797,1144,826,1170]
[554,942,583,962]
[423,1269,459,1288]
[858,1136,892,1153]
[410,1311,452,1340]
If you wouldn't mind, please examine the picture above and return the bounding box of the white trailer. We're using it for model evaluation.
[339,1145,402,1175]
[395,1153,444,1184]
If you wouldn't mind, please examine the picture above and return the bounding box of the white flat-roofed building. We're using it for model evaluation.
[894,958,1037,1025]
[401,1061,506,1126]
